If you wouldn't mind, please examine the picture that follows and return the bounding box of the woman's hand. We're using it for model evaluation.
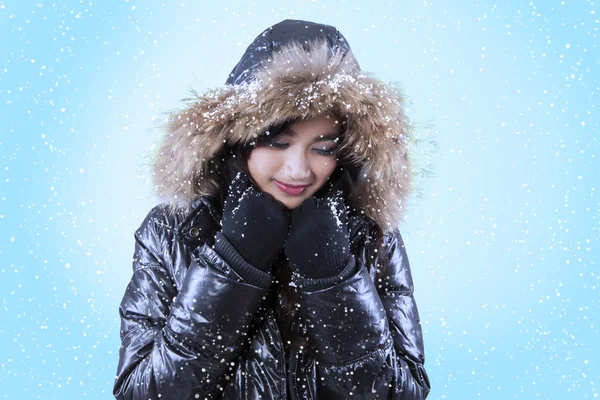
[218,172,290,271]
[284,191,351,280]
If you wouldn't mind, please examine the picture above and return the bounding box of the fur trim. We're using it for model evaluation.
[152,40,415,231]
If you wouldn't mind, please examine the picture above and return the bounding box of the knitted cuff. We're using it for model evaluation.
[214,232,272,288]
[221,231,280,271]
[293,256,357,291]
[286,243,350,281]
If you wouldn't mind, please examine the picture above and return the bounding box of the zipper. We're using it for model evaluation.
[289,315,306,400]
[266,308,288,399]
[289,347,298,399]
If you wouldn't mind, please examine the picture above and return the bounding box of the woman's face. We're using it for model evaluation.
[247,116,341,209]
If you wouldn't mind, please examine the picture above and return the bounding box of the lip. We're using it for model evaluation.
[274,180,309,195]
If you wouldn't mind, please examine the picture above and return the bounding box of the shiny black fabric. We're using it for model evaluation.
[225,19,358,86]
[113,197,430,399]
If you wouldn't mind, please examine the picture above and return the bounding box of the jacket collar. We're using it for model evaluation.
[176,196,221,248]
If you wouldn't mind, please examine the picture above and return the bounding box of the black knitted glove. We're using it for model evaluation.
[215,173,290,280]
[284,191,354,287]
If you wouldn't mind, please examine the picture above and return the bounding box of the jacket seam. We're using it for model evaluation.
[133,261,165,272]
[176,200,220,235]
[122,323,151,341]
[318,341,391,369]
[244,357,249,400]
[149,218,175,233]
[163,323,201,351]
[192,246,247,284]
[381,289,413,296]
[294,351,303,400]
[275,312,287,399]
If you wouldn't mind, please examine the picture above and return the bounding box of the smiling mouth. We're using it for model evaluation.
[274,180,309,195]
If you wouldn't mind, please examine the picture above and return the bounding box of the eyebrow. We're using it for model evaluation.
[283,128,341,143]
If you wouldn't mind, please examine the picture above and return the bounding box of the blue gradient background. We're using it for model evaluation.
[1,1,598,399]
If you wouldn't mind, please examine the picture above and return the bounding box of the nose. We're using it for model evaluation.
[284,149,311,181]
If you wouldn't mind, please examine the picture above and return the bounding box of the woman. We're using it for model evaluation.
[113,19,431,399]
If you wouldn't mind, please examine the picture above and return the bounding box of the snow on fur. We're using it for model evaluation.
[152,40,414,231]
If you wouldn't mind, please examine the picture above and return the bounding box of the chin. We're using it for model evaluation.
[268,187,314,209]
[269,194,304,209]
[264,182,322,209]
[281,198,306,209]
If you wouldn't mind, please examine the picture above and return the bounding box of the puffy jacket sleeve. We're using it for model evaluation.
[113,207,271,400]
[295,229,431,399]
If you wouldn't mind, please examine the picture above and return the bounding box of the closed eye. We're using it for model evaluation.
[314,147,336,156]
[268,142,288,149]
[268,142,337,156]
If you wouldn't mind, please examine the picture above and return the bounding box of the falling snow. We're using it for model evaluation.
[1,1,598,399]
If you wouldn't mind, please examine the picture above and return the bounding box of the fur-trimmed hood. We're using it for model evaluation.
[152,19,416,231]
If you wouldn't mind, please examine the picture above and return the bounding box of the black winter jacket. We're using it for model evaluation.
[114,19,431,399]
[113,197,430,399]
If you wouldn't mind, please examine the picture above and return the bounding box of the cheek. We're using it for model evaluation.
[248,148,280,179]
[313,157,338,180]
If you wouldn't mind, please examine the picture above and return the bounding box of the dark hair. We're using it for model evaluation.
[212,116,387,355]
